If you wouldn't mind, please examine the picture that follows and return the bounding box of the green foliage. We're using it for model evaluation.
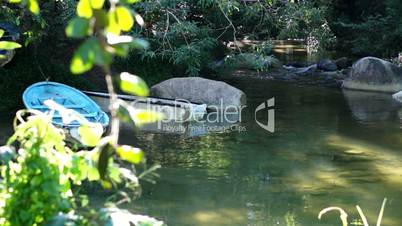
[65,17,91,38]
[117,145,144,164]
[0,112,81,225]
[0,108,160,225]
[334,15,401,56]
[119,72,149,96]
[128,1,232,76]
[321,0,402,57]
[224,52,280,72]
[222,41,279,72]
[1,0,165,225]
[78,124,103,147]
[0,33,21,49]
[276,1,335,52]
[133,0,220,76]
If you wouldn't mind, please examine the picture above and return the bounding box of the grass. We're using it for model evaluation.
[318,198,387,226]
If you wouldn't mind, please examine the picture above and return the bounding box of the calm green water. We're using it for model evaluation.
[2,78,402,225]
[128,78,402,226]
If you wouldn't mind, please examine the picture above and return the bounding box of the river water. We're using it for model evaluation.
[2,77,402,226]
[130,77,402,226]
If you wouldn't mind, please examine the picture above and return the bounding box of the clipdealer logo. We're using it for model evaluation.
[254,98,275,133]
[129,97,275,133]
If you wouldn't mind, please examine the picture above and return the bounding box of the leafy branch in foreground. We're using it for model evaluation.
[0,28,21,60]
[0,0,165,225]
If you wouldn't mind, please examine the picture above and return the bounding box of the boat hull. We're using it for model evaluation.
[23,82,109,128]
[84,91,207,122]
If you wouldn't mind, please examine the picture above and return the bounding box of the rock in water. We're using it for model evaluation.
[317,59,337,71]
[335,57,350,69]
[293,64,317,75]
[392,91,402,103]
[150,77,246,110]
[343,57,402,92]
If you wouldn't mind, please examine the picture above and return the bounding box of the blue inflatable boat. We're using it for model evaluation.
[23,81,109,128]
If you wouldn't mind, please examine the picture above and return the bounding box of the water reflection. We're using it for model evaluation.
[122,111,242,138]
[342,89,400,123]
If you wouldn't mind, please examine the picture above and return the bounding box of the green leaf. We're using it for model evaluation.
[130,38,149,49]
[65,17,91,38]
[70,38,98,74]
[28,0,39,15]
[92,42,112,66]
[119,101,164,127]
[115,6,134,31]
[77,123,103,147]
[122,0,141,3]
[0,29,4,38]
[119,72,149,96]
[0,41,22,50]
[94,10,108,28]
[8,0,22,3]
[112,44,130,57]
[98,143,114,180]
[100,180,112,189]
[90,0,104,9]
[130,109,164,126]
[106,11,120,35]
[77,0,93,18]
[87,166,100,181]
[116,145,143,164]
[117,102,135,127]
[106,35,149,56]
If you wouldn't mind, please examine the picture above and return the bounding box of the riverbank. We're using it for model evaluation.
[226,67,349,88]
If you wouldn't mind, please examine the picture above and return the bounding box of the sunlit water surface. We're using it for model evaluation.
[128,78,402,226]
[2,77,402,226]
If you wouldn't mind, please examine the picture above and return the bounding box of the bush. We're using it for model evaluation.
[276,1,336,52]
[223,52,280,72]
[334,16,401,56]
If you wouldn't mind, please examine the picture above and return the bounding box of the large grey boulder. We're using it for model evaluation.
[343,57,402,92]
[150,77,246,110]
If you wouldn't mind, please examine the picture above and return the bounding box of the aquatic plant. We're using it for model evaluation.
[318,198,387,226]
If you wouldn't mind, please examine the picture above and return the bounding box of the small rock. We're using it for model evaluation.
[317,59,337,71]
[285,61,307,68]
[335,57,350,69]
[294,64,317,75]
